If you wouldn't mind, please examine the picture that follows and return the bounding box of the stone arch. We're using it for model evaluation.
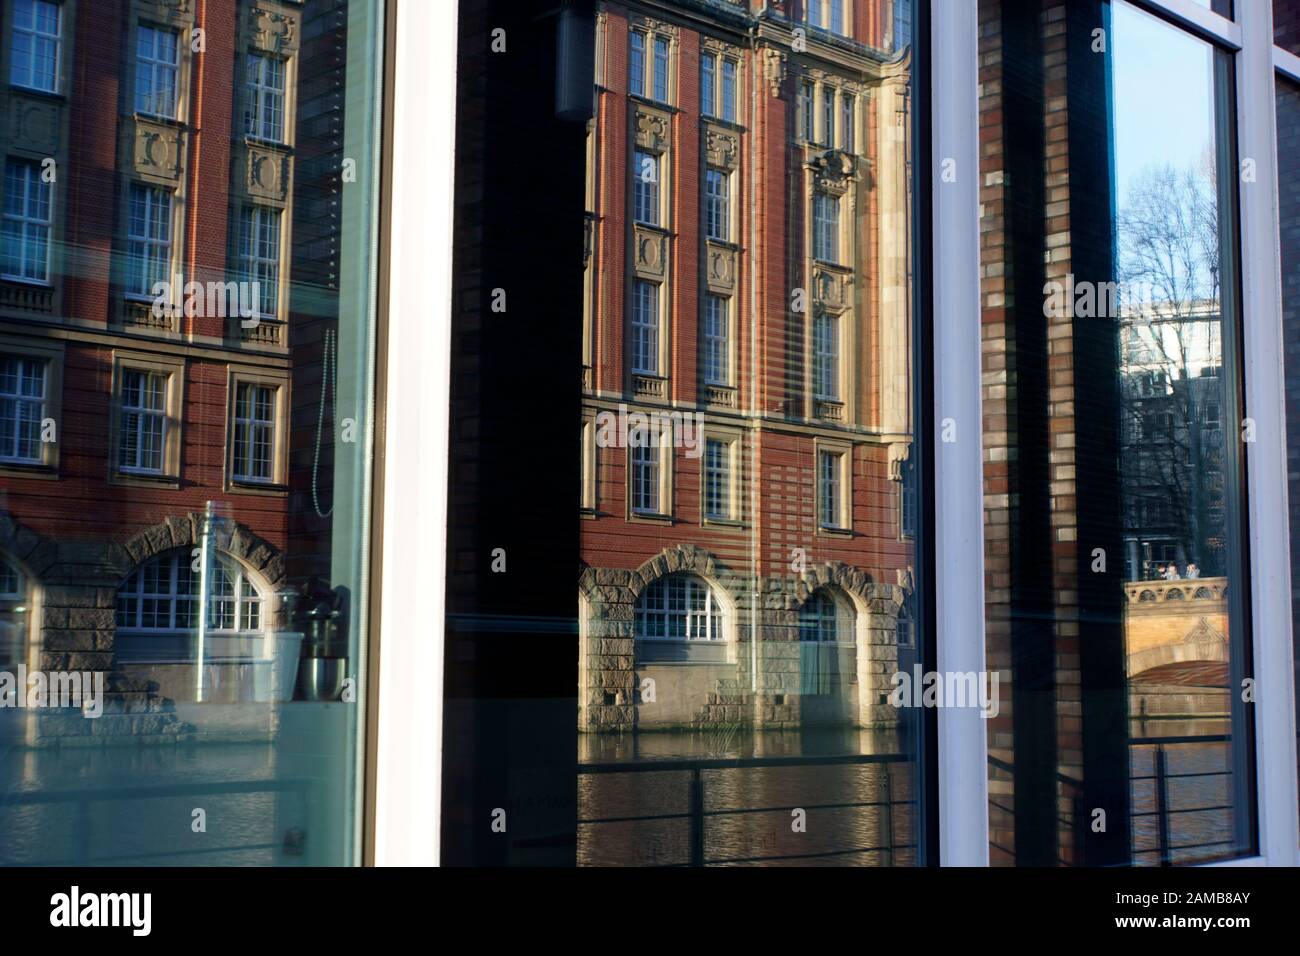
[1127,617,1229,677]
[0,511,58,582]
[577,545,744,733]
[121,513,287,592]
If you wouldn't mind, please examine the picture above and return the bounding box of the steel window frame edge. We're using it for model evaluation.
[369,0,455,867]
[932,0,990,867]
[1235,0,1300,867]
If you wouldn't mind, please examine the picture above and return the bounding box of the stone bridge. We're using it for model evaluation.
[1123,578,1229,679]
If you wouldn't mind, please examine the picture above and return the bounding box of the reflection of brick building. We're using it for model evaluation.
[578,0,916,733]
[0,0,338,729]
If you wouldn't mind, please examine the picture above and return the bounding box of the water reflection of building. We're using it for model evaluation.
[0,0,341,736]
[1119,301,1226,581]
[578,1,916,733]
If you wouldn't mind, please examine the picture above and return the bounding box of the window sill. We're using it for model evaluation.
[9,83,62,101]
[702,516,744,530]
[112,471,181,490]
[629,510,673,525]
[228,479,289,497]
[817,524,853,539]
[0,461,57,481]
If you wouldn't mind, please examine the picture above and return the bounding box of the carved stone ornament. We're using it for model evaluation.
[810,149,856,195]
[250,5,297,53]
[634,108,669,151]
[706,243,736,293]
[704,127,739,170]
[763,48,787,97]
[634,226,667,280]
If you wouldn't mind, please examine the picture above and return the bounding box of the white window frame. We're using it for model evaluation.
[816,444,849,531]
[117,367,168,475]
[702,292,731,386]
[125,182,173,300]
[704,166,729,242]
[10,0,61,94]
[2,158,53,283]
[134,23,180,120]
[701,432,738,523]
[630,279,660,375]
[632,149,660,227]
[813,191,840,263]
[245,52,287,144]
[230,379,279,484]
[238,204,282,320]
[628,27,672,105]
[0,352,48,464]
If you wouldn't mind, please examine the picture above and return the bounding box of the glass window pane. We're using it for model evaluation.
[979,0,1251,865]
[0,0,386,867]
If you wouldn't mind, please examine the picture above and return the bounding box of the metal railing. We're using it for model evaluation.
[987,733,1233,866]
[577,752,914,866]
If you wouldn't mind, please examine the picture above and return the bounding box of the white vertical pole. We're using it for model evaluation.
[932,0,991,866]
[1236,0,1300,866]
[371,0,455,866]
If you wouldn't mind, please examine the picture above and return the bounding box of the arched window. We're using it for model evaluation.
[800,591,841,643]
[0,554,30,670]
[115,549,264,661]
[635,573,723,642]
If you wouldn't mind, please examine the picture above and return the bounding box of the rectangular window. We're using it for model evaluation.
[813,192,839,263]
[629,30,645,97]
[630,280,659,375]
[652,35,669,103]
[118,369,167,475]
[700,53,715,117]
[822,86,835,146]
[841,93,855,152]
[126,184,172,298]
[818,449,844,529]
[2,159,53,283]
[704,437,733,521]
[721,58,736,123]
[245,54,286,143]
[799,80,814,141]
[134,25,180,119]
[630,441,660,514]
[702,294,729,386]
[238,205,282,320]
[829,0,845,35]
[813,311,839,400]
[704,167,729,241]
[0,355,46,464]
[232,381,276,483]
[808,0,824,28]
[632,150,659,226]
[10,0,60,93]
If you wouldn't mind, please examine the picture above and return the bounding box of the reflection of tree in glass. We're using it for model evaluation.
[1117,156,1226,579]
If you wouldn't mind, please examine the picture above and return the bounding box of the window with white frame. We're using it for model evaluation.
[630,280,659,375]
[813,309,840,400]
[630,439,660,515]
[629,28,671,104]
[238,205,281,320]
[2,159,52,283]
[703,436,734,521]
[115,549,264,662]
[0,354,46,464]
[635,574,723,641]
[702,293,730,386]
[118,368,168,475]
[841,92,855,152]
[632,150,660,226]
[813,191,840,263]
[807,0,847,36]
[126,183,173,298]
[244,53,286,143]
[10,0,61,93]
[818,447,847,530]
[704,167,729,241]
[134,25,180,119]
[232,381,277,483]
[701,50,738,122]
